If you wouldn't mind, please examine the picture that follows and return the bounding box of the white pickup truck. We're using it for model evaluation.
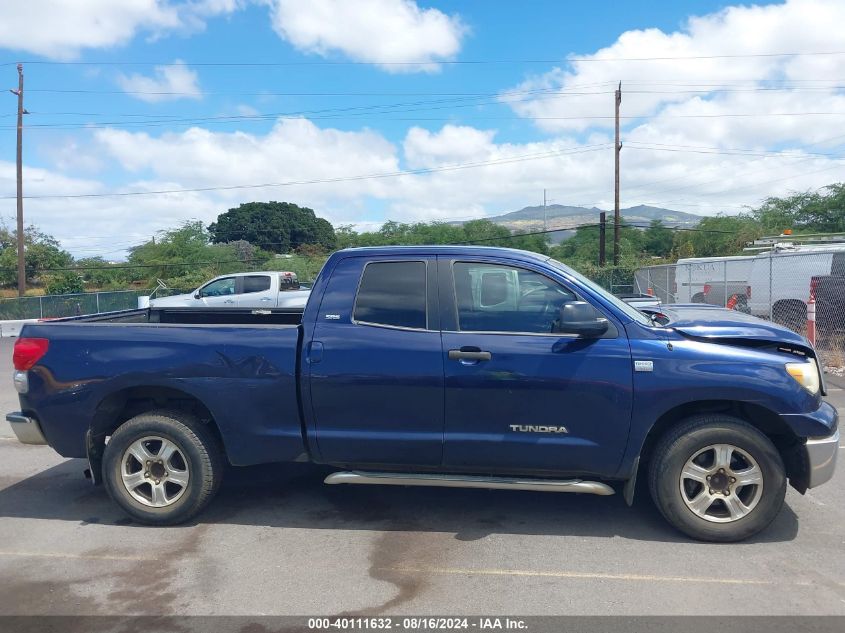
[150,271,310,309]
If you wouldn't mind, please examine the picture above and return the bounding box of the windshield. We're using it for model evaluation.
[547,258,652,326]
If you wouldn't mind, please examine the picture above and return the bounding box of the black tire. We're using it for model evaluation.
[773,301,806,332]
[648,415,786,542]
[102,410,224,526]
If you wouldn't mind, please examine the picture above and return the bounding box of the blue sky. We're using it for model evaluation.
[1,0,843,257]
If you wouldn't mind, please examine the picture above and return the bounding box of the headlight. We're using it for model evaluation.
[785,361,820,394]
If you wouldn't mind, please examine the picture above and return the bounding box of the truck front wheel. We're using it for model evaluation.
[648,415,786,542]
[102,410,224,525]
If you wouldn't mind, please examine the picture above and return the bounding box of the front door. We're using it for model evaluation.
[440,258,633,477]
[198,276,237,307]
[308,256,444,467]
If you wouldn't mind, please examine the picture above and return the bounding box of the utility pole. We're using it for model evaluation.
[599,211,606,266]
[543,188,547,232]
[613,81,622,266]
[12,64,25,296]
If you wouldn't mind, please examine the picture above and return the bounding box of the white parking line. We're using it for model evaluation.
[0,550,156,562]
[382,566,780,586]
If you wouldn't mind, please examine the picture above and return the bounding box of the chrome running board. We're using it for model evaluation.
[324,471,614,496]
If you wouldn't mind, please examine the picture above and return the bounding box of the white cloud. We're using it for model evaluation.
[266,0,466,72]
[0,0,240,59]
[403,125,496,168]
[92,118,399,197]
[17,0,845,252]
[504,0,845,135]
[24,110,845,255]
[116,61,203,102]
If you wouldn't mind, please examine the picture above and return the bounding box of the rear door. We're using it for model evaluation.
[439,257,633,477]
[236,274,275,307]
[308,256,444,466]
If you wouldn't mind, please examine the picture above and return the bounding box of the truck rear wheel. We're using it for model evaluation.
[648,415,786,542]
[102,410,224,525]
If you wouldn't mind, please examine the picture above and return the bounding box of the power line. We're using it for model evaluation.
[626,143,845,160]
[0,144,612,200]
[9,111,845,132]
[0,258,259,274]
[20,82,845,100]
[22,81,617,98]
[18,82,845,119]
[8,50,845,67]
[643,163,845,208]
[621,133,845,195]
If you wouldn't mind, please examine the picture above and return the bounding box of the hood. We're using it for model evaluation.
[658,305,811,351]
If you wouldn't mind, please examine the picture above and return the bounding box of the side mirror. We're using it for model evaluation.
[557,301,609,337]
[194,292,202,299]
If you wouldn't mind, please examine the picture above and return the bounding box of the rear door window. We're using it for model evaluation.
[353,261,427,329]
[242,275,271,294]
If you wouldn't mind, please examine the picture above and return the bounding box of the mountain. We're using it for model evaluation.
[476,203,701,232]
[450,203,702,243]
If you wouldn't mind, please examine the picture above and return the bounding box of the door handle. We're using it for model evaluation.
[224,299,235,304]
[307,341,324,364]
[260,297,272,301]
[448,348,492,362]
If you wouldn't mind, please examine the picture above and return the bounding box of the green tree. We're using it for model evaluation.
[209,201,336,253]
[44,271,84,295]
[550,220,644,266]
[74,256,132,289]
[671,214,762,258]
[330,219,549,254]
[128,221,267,288]
[751,183,845,234]
[642,220,674,258]
[0,224,73,289]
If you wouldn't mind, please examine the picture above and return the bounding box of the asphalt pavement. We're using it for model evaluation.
[0,336,843,616]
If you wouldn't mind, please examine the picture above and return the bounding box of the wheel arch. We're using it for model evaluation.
[638,399,806,491]
[88,385,229,479]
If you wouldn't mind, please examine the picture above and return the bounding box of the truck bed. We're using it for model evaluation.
[57,306,305,326]
[17,307,306,466]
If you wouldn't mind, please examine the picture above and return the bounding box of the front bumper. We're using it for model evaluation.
[6,412,47,445]
[804,428,840,489]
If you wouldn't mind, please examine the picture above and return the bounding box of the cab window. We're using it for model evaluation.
[353,261,427,329]
[452,262,582,334]
[242,275,271,294]
[201,277,236,297]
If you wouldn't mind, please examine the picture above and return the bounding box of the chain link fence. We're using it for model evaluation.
[0,288,189,321]
[635,249,845,374]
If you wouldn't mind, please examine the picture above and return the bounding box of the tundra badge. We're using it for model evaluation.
[509,424,569,434]
[634,360,654,372]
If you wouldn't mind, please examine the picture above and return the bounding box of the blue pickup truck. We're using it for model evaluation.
[7,246,839,541]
